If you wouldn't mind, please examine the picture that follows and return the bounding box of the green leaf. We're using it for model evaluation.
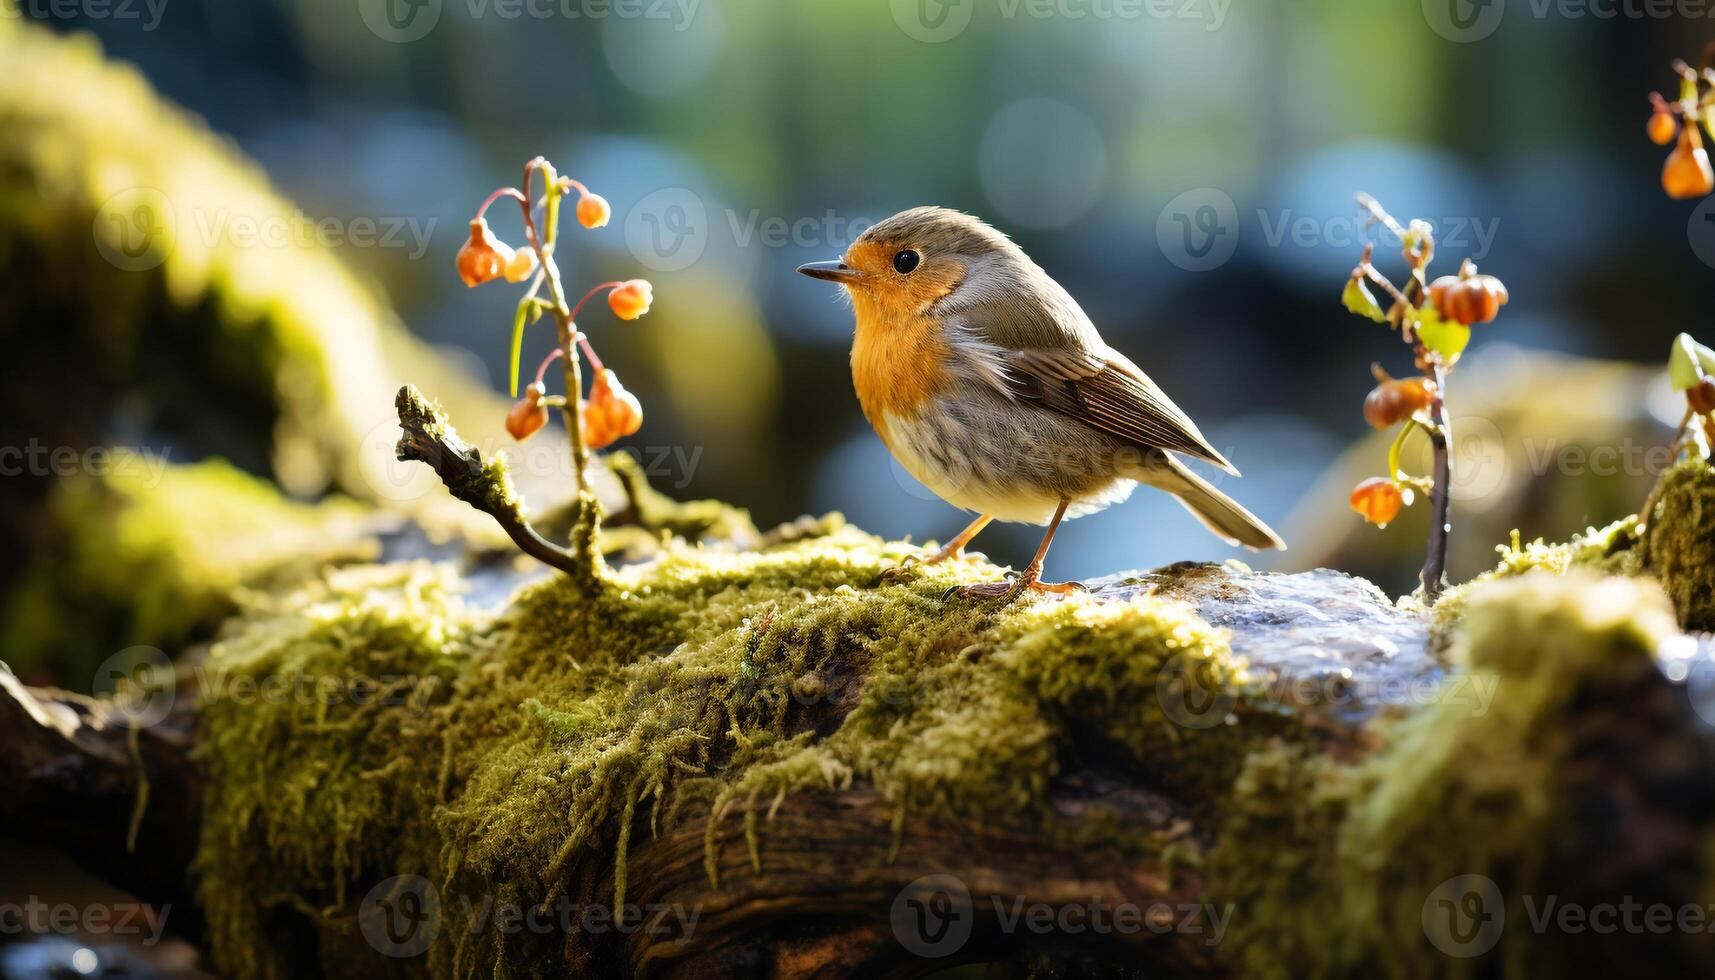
[1670,333,1703,390]
[1342,277,1387,323]
[1669,333,1715,389]
[508,299,531,398]
[1414,305,1471,361]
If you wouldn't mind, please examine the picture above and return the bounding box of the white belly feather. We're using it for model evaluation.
[883,404,1136,526]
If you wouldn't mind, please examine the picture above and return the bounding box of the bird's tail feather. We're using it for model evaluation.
[1136,453,1286,551]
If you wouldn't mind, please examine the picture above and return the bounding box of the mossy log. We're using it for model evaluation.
[6,482,1715,978]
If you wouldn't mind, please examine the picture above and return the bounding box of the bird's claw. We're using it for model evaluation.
[944,575,1087,603]
[949,581,1023,602]
[879,557,921,584]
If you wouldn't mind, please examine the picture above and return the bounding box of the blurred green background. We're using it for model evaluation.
[3,0,1709,595]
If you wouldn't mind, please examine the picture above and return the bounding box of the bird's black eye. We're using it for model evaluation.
[892,248,921,274]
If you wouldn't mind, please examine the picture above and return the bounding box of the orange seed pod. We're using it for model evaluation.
[506,382,549,440]
[1363,377,1436,429]
[1649,108,1678,146]
[1350,477,1405,527]
[456,218,514,287]
[1663,124,1715,199]
[576,192,611,229]
[607,279,653,320]
[1429,273,1509,326]
[504,245,539,283]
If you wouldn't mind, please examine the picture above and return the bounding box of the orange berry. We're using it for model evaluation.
[576,192,611,229]
[457,218,514,287]
[1428,273,1509,326]
[582,369,643,450]
[1663,125,1715,199]
[607,279,653,320]
[1649,108,1678,146]
[1363,377,1436,429]
[504,245,539,283]
[1350,477,1405,527]
[505,382,549,440]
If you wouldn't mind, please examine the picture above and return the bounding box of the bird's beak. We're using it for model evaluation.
[797,259,864,285]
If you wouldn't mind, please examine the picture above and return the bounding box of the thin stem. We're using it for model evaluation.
[522,162,594,513]
[1420,362,1452,600]
[1355,193,1408,240]
[569,281,623,323]
[1361,264,1413,311]
[534,348,564,388]
[567,282,623,374]
[477,187,527,219]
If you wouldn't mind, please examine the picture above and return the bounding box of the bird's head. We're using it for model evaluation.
[797,206,1029,325]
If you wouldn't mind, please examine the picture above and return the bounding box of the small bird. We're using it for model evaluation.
[799,206,1284,600]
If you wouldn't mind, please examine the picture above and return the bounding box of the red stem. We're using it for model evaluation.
[476,187,527,219]
[534,348,564,388]
[567,282,622,374]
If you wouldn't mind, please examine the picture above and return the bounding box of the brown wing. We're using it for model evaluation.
[1003,347,1238,475]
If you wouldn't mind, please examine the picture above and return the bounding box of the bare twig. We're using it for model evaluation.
[393,384,595,584]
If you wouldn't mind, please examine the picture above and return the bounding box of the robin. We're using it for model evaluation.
[799,206,1284,600]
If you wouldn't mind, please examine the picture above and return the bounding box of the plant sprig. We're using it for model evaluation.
[1341,193,1510,600]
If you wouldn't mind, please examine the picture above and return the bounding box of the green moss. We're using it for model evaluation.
[1640,456,1715,631]
[604,450,761,546]
[0,454,375,684]
[194,563,471,980]
[1430,456,1715,633]
[0,16,516,507]
[194,528,1268,978]
[1212,572,1684,979]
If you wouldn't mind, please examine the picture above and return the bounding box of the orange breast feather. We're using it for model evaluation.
[849,308,952,445]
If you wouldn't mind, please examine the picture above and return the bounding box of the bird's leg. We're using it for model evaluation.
[951,500,1085,601]
[882,514,993,581]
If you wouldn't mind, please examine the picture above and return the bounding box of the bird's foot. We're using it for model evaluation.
[880,542,981,582]
[879,556,921,583]
[944,566,1086,603]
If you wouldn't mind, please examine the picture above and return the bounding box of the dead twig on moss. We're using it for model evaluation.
[394,384,597,586]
